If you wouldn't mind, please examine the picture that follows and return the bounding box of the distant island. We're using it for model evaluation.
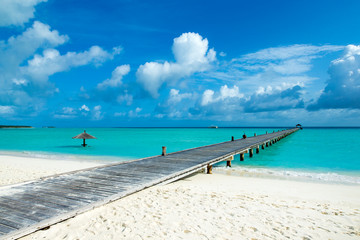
[0,125,33,129]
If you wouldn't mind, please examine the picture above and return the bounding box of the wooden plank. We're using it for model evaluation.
[43,182,111,198]
[0,201,48,222]
[0,218,22,231]
[11,193,73,211]
[0,223,16,234]
[0,196,58,217]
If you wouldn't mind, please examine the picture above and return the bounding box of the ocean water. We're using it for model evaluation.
[1,127,359,184]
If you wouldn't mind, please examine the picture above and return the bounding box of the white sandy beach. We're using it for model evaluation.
[1,154,359,239]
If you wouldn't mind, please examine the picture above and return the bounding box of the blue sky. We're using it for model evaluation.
[0,0,360,127]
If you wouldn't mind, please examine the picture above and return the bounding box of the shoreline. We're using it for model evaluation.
[1,149,359,186]
[0,154,359,239]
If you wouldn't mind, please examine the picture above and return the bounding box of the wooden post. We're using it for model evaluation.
[227,160,231,167]
[261,144,265,149]
[256,146,260,154]
[162,146,166,156]
[254,133,257,136]
[226,155,234,167]
[269,141,272,146]
[240,153,244,161]
[266,142,269,147]
[231,136,234,141]
[207,164,212,174]
[249,148,253,157]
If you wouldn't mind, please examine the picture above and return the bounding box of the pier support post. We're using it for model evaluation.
[226,155,234,167]
[162,146,166,156]
[227,160,231,167]
[269,141,272,146]
[254,133,257,136]
[256,146,260,154]
[261,144,265,150]
[207,164,212,174]
[266,142,269,147]
[231,136,234,141]
[249,148,253,157]
[240,153,244,161]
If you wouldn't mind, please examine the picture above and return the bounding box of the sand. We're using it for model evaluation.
[0,154,102,186]
[1,154,359,239]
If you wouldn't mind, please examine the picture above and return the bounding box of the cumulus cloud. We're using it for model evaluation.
[97,64,130,89]
[208,44,344,98]
[0,21,68,68]
[22,46,119,83]
[308,45,360,110]
[0,21,68,109]
[153,89,194,119]
[136,32,216,98]
[168,89,192,104]
[0,0,47,26]
[79,104,90,112]
[0,21,119,116]
[201,85,243,106]
[244,85,304,113]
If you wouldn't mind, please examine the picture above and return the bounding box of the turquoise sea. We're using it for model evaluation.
[1,127,359,184]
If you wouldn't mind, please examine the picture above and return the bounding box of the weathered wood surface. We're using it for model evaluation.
[0,128,298,239]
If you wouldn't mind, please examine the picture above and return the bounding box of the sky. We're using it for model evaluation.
[0,0,360,127]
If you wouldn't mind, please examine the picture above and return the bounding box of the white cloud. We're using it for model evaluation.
[136,32,216,98]
[219,85,243,100]
[0,21,120,115]
[240,44,344,61]
[97,64,130,89]
[79,104,90,112]
[0,21,69,108]
[201,89,215,106]
[0,105,14,115]
[92,105,103,120]
[219,52,226,57]
[0,21,68,68]
[309,44,360,110]
[128,107,147,118]
[168,89,192,104]
[53,106,78,119]
[62,107,76,115]
[116,93,133,106]
[0,0,47,26]
[23,46,119,83]
[201,85,243,106]
[201,44,345,104]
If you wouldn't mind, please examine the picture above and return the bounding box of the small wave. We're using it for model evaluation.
[213,166,360,185]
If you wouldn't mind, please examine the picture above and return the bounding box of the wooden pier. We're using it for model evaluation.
[0,128,298,239]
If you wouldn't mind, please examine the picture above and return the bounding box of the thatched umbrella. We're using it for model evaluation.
[72,130,96,147]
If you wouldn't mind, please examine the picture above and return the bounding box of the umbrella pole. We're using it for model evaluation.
[83,139,86,147]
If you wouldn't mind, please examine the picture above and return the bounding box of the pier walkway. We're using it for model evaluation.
[0,128,298,239]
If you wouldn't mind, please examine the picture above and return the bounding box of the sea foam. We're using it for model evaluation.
[214,166,360,185]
